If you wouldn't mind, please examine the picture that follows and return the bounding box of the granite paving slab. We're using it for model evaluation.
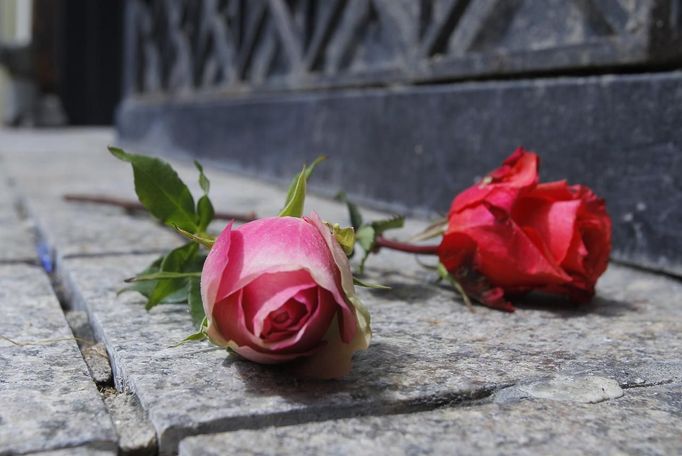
[4,128,681,455]
[178,382,682,456]
[0,264,117,455]
[59,252,682,455]
[0,177,36,264]
[0,208,36,264]
[0,129,401,259]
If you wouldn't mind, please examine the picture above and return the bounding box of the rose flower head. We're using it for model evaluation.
[439,147,612,311]
[201,212,370,379]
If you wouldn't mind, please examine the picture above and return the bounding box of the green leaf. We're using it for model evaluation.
[192,160,214,232]
[174,225,216,248]
[326,222,355,256]
[197,195,215,232]
[279,155,326,217]
[353,276,390,289]
[147,243,199,309]
[335,192,363,230]
[194,160,210,194]
[354,215,404,275]
[109,146,197,232]
[372,215,405,235]
[125,271,201,282]
[355,225,376,274]
[187,277,206,328]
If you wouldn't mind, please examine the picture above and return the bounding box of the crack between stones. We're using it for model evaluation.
[620,379,674,390]
[156,384,508,454]
[7,182,159,456]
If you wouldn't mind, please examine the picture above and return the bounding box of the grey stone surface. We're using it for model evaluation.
[178,382,682,456]
[29,447,115,456]
[0,264,117,455]
[102,390,157,456]
[59,252,682,455]
[0,130,180,258]
[0,129,372,259]
[494,375,624,404]
[0,208,36,264]
[0,175,36,264]
[3,128,681,455]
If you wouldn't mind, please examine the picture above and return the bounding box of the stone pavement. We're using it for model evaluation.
[0,128,680,455]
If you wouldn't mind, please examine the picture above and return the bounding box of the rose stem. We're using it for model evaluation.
[374,235,439,255]
[62,193,257,222]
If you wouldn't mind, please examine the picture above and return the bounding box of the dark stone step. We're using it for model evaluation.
[117,71,682,276]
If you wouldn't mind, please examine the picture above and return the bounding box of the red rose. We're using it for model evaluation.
[438,147,612,311]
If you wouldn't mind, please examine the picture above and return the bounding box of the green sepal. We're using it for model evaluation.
[109,146,198,232]
[171,316,208,347]
[353,276,390,290]
[174,332,207,346]
[437,263,473,310]
[325,222,355,256]
[171,319,208,348]
[174,226,216,248]
[409,216,448,242]
[279,155,326,218]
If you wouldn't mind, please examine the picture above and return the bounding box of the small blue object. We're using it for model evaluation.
[36,242,53,273]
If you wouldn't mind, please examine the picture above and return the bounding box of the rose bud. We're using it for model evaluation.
[439,147,611,311]
[201,212,371,379]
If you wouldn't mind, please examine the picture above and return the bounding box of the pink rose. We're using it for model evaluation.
[201,212,371,379]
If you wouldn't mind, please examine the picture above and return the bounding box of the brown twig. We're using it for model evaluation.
[63,194,257,222]
[0,334,95,347]
[374,236,439,255]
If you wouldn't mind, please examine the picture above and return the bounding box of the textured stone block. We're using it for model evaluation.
[0,131,182,258]
[102,390,157,456]
[0,178,36,264]
[178,383,682,456]
[0,129,365,259]
[0,264,117,455]
[59,252,682,455]
[0,210,36,264]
